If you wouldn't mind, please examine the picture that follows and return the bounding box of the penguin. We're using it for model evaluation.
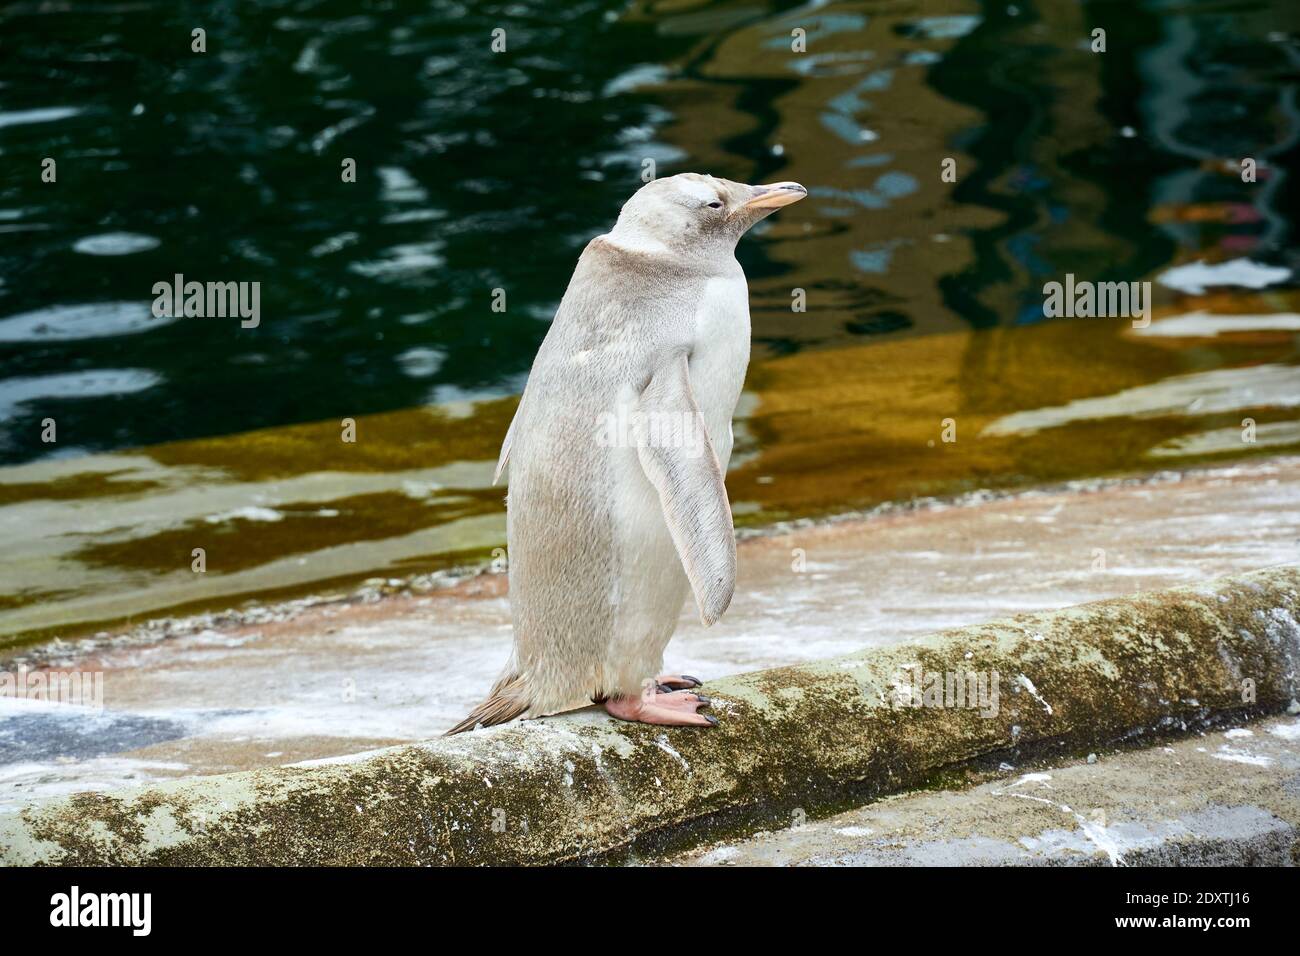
[448,173,806,734]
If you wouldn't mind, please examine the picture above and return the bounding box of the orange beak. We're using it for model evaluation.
[740,181,807,210]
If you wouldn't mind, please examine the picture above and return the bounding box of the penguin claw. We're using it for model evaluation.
[655,674,703,690]
[605,691,717,727]
[660,690,709,706]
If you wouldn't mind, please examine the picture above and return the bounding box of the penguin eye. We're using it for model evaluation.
[707,201,722,208]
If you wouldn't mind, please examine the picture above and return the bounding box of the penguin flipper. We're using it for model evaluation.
[634,354,736,627]
[493,407,518,486]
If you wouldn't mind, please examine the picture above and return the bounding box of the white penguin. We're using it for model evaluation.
[448,173,806,733]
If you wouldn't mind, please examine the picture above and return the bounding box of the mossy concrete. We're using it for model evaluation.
[670,714,1300,866]
[2,566,1297,866]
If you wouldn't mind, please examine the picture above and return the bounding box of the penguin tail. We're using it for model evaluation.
[445,673,529,736]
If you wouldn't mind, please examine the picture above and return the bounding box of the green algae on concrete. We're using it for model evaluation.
[2,566,1297,866]
[669,714,1300,866]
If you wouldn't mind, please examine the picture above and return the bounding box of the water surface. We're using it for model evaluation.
[1,0,1298,647]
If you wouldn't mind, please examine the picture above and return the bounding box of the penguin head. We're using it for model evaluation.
[610,173,806,255]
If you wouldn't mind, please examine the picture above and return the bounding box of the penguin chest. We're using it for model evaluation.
[688,273,751,467]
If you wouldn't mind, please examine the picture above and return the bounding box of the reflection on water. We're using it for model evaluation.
[1,0,704,460]
[1,0,1298,646]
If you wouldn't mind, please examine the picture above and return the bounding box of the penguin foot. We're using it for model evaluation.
[655,674,703,692]
[605,691,717,727]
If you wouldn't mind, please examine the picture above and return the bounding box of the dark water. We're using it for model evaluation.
[1,0,1296,465]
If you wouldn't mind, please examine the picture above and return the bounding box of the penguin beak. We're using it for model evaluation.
[740,181,807,210]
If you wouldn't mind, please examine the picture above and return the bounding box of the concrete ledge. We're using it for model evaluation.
[670,714,1300,866]
[2,566,1298,865]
